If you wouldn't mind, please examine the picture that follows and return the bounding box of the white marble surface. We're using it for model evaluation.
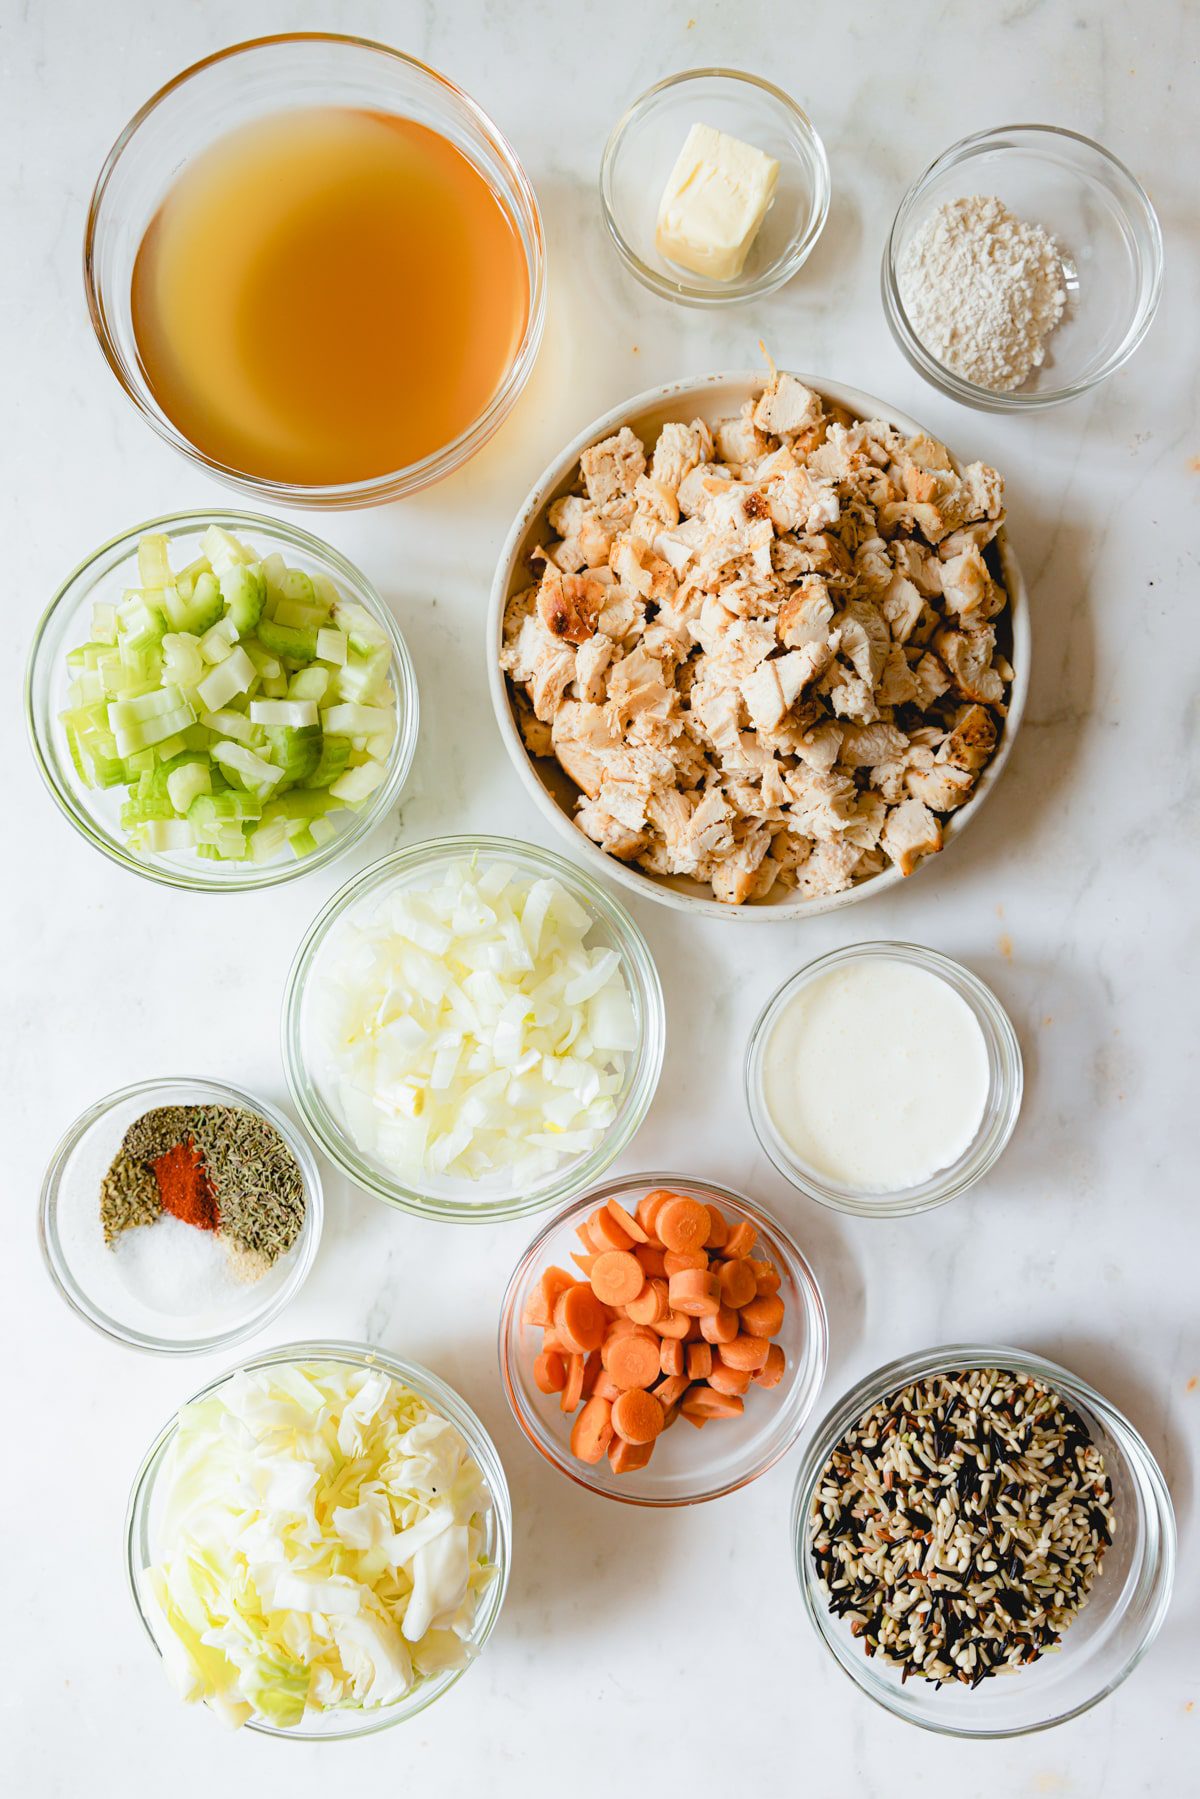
[3,0,1197,1792]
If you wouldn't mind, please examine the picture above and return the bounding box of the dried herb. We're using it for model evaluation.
[187,1105,304,1264]
[99,1150,162,1245]
[121,1106,193,1162]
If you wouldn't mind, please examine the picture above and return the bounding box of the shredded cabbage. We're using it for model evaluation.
[313,858,638,1188]
[140,1362,494,1729]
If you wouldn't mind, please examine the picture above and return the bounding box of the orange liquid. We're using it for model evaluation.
[131,106,530,486]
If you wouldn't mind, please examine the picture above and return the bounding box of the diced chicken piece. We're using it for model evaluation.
[529,638,577,723]
[796,837,861,898]
[767,469,841,536]
[905,763,976,811]
[844,790,888,849]
[512,692,553,758]
[595,588,645,643]
[939,703,997,771]
[607,645,674,727]
[688,680,744,755]
[753,372,823,438]
[910,650,950,710]
[878,499,948,544]
[740,649,824,732]
[575,797,647,861]
[714,402,769,467]
[880,573,925,643]
[551,701,618,797]
[574,633,615,704]
[538,566,604,644]
[579,426,646,506]
[901,431,954,473]
[837,723,910,768]
[777,578,834,649]
[880,798,943,876]
[933,627,1007,707]
[711,826,771,905]
[834,601,890,685]
[939,543,990,621]
[598,771,652,833]
[651,419,713,492]
[633,474,681,530]
[827,673,879,725]
[876,644,918,708]
[793,721,843,772]
[677,463,734,517]
[891,537,944,597]
[786,766,859,841]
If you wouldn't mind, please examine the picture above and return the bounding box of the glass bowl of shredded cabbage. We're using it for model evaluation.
[282,836,666,1221]
[125,1342,512,1738]
[25,510,418,890]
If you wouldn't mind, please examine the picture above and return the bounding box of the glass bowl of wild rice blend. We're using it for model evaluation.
[792,1346,1175,1736]
[39,1075,323,1354]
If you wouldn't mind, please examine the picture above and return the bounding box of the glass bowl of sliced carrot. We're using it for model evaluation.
[498,1173,828,1506]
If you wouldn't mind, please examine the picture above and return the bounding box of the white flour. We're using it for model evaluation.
[898,194,1067,393]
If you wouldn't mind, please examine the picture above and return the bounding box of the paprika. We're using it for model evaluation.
[152,1137,220,1231]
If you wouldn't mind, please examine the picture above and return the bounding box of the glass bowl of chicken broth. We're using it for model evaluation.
[85,34,546,506]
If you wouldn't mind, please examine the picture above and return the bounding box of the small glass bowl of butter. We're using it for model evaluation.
[600,68,830,306]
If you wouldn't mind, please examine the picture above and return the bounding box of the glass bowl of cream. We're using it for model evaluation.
[745,943,1022,1218]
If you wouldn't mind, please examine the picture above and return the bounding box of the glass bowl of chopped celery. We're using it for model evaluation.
[25,511,418,889]
[125,1342,512,1736]
[282,836,666,1222]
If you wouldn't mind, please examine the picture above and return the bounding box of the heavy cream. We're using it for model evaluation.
[760,959,990,1193]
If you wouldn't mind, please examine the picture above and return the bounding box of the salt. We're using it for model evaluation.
[111,1215,238,1316]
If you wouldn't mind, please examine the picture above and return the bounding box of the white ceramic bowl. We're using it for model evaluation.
[487,371,1030,922]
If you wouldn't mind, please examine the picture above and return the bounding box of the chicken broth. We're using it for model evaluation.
[131,106,529,486]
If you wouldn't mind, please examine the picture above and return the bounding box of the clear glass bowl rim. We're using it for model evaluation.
[24,506,419,891]
[599,66,831,307]
[83,31,547,506]
[124,1338,513,1738]
[790,1341,1177,1738]
[744,941,1023,1217]
[281,834,667,1222]
[38,1074,325,1355]
[881,122,1165,411]
[498,1171,830,1506]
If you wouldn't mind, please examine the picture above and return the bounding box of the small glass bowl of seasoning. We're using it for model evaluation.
[882,124,1163,411]
[39,1076,323,1354]
[600,68,829,306]
[745,943,1022,1218]
[792,1344,1176,1735]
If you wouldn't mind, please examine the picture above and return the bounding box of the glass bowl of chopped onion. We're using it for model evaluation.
[882,125,1163,410]
[125,1341,512,1737]
[25,510,418,891]
[282,835,666,1222]
[792,1344,1175,1736]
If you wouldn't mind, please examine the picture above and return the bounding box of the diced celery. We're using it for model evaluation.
[263,724,321,784]
[335,649,392,706]
[189,791,262,828]
[261,552,288,608]
[197,645,256,711]
[222,562,265,634]
[162,632,205,688]
[151,732,190,762]
[313,574,340,613]
[162,571,224,634]
[249,699,318,729]
[280,569,319,611]
[303,735,352,789]
[180,723,213,751]
[117,592,167,650]
[112,705,194,756]
[198,615,239,664]
[310,815,338,848]
[315,627,348,666]
[330,762,386,805]
[288,826,318,858]
[365,732,393,761]
[250,817,292,861]
[257,618,318,662]
[199,708,257,746]
[202,525,256,574]
[321,701,395,737]
[138,535,172,589]
[260,672,289,698]
[273,598,327,630]
[337,601,388,653]
[108,685,188,727]
[263,789,337,824]
[243,642,281,678]
[69,670,106,707]
[124,748,156,777]
[286,666,330,702]
[211,741,284,793]
[167,761,212,813]
[132,819,196,854]
[91,602,118,644]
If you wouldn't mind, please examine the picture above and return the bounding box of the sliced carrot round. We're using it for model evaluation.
[554,1283,608,1353]
[708,1358,751,1397]
[635,1242,668,1277]
[660,1336,685,1376]
[612,1388,666,1444]
[656,1195,711,1254]
[589,1206,634,1253]
[605,1199,649,1244]
[686,1341,712,1380]
[605,1332,662,1391]
[654,1307,691,1340]
[668,1268,721,1317]
[753,1342,786,1389]
[590,1249,645,1307]
[739,1292,785,1338]
[609,1436,654,1473]
[636,1189,675,1238]
[703,1205,730,1249]
[723,1220,757,1258]
[534,1350,566,1394]
[560,1352,586,1411]
[594,1368,622,1402]
[682,1387,744,1419]
[626,1276,668,1325]
[747,1257,781,1296]
[570,1395,614,1463]
[699,1303,738,1344]
[679,1406,708,1431]
[718,1333,771,1372]
[717,1258,758,1308]
[653,1372,690,1409]
[663,1248,708,1275]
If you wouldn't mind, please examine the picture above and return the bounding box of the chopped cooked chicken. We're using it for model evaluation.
[502,373,1012,902]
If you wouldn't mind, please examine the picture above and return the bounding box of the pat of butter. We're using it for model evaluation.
[655,122,780,282]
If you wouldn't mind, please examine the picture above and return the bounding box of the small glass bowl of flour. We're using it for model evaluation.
[882,125,1162,410]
